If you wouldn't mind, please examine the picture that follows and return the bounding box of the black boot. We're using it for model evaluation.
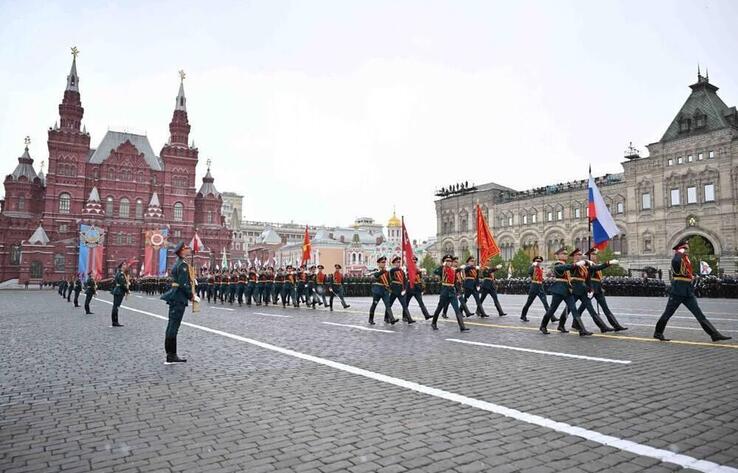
[520,315,529,322]
[654,332,670,341]
[712,334,732,342]
[165,338,187,363]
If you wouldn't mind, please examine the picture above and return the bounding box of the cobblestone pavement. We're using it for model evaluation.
[1,290,737,473]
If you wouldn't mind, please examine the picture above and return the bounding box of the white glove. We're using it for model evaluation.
[609,259,619,265]
[496,264,503,269]
[476,265,481,270]
[587,260,596,265]
[193,294,201,303]
[401,291,406,296]
[678,248,686,254]
[576,260,587,266]
[532,261,538,267]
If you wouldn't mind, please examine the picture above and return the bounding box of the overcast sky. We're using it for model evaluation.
[1,0,737,239]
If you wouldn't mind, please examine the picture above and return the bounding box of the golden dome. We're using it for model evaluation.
[387,209,401,227]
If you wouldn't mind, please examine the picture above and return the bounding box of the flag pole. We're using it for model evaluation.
[475,202,480,264]
[401,216,404,268]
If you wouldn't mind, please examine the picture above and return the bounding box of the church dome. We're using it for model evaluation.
[387,210,401,227]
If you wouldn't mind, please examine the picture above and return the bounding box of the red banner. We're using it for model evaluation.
[476,204,500,265]
[401,218,417,289]
[301,226,311,264]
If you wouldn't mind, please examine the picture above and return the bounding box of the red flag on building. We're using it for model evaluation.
[401,217,418,289]
[301,226,311,264]
[476,204,500,265]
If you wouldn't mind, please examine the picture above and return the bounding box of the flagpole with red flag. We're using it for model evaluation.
[401,217,417,289]
[476,204,500,266]
[301,225,311,266]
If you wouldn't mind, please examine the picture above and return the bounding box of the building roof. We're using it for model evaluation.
[28,225,50,245]
[88,131,163,171]
[9,146,39,182]
[257,227,282,245]
[661,74,737,142]
[197,168,220,198]
[66,55,79,92]
[175,80,187,112]
[387,210,401,227]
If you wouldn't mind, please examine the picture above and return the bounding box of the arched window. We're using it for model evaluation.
[105,196,114,215]
[208,210,213,224]
[10,244,21,265]
[54,253,65,272]
[59,193,71,214]
[443,241,454,256]
[108,168,115,181]
[119,198,130,218]
[135,199,144,219]
[17,195,25,210]
[173,202,184,222]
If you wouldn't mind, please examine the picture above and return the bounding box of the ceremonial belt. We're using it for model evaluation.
[391,281,404,285]
[483,277,494,281]
[570,277,586,282]
[674,276,693,282]
[591,278,602,282]
[464,277,476,280]
[554,278,570,283]
[442,283,455,287]
[171,283,180,287]
[372,282,388,287]
[531,281,542,284]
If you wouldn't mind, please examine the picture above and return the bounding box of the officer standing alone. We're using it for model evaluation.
[160,242,195,363]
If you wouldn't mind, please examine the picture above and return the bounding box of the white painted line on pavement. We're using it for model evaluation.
[253,312,291,318]
[625,322,738,333]
[446,339,631,365]
[322,321,395,333]
[96,299,738,473]
[212,307,235,312]
[134,295,143,298]
[146,297,157,301]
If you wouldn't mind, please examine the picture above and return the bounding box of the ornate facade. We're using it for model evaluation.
[0,50,231,283]
[435,73,738,275]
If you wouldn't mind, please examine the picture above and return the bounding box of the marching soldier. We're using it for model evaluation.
[213,270,221,302]
[273,268,284,305]
[539,248,591,336]
[368,256,398,325]
[461,256,489,317]
[228,269,238,304]
[576,248,627,331]
[386,256,414,323]
[73,277,82,308]
[431,255,470,332]
[263,267,274,306]
[654,240,731,342]
[66,275,74,302]
[207,271,215,303]
[160,242,194,363]
[559,248,613,333]
[219,271,228,304]
[245,267,257,306]
[110,261,129,327]
[315,265,329,307]
[442,257,474,318]
[479,261,507,316]
[237,268,247,306]
[83,271,96,315]
[305,265,318,308]
[404,256,430,319]
[328,264,351,310]
[520,256,551,322]
[283,265,296,307]
[256,268,267,306]
[58,278,67,297]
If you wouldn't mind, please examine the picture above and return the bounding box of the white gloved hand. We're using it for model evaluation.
[588,260,596,265]
[678,248,686,254]
[609,259,619,265]
[532,261,539,267]
[194,294,201,303]
[496,264,503,269]
[476,265,481,270]
[576,260,587,266]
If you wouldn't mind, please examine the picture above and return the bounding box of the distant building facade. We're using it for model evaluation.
[435,73,738,275]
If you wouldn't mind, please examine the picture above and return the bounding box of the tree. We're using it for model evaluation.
[461,247,471,262]
[419,253,437,275]
[488,254,504,269]
[597,246,627,277]
[688,235,717,274]
[510,249,530,278]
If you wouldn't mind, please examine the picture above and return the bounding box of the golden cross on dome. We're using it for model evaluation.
[206,158,212,169]
[24,136,31,146]
[71,46,79,59]
[178,69,186,82]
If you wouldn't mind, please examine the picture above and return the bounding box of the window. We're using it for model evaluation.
[531,213,537,223]
[670,189,680,206]
[30,261,43,278]
[18,196,25,210]
[556,209,563,220]
[173,202,184,221]
[135,199,144,219]
[616,202,624,214]
[208,210,213,224]
[108,168,115,180]
[644,237,652,253]
[708,151,715,159]
[667,159,673,166]
[126,234,133,245]
[10,244,21,265]
[522,214,528,225]
[59,224,68,233]
[54,253,65,272]
[119,198,130,218]
[59,193,71,214]
[695,115,705,128]
[174,229,181,238]
[679,119,691,133]
[106,196,114,215]
[547,211,553,222]
[687,155,693,163]
[507,216,513,226]
[705,184,715,202]
[698,153,704,161]
[687,187,697,204]
[642,193,652,210]
[677,157,683,164]
[574,207,581,219]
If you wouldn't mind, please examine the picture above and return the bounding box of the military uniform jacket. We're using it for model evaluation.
[389,267,407,294]
[462,265,479,290]
[670,253,695,297]
[408,272,424,293]
[316,272,327,286]
[331,271,344,289]
[549,261,576,296]
[371,269,391,291]
[285,272,296,285]
[586,263,609,294]
[238,273,247,284]
[434,265,457,293]
[160,258,193,306]
[528,264,544,285]
[84,276,97,295]
[111,270,129,296]
[480,267,498,290]
[569,264,590,297]
[74,280,82,293]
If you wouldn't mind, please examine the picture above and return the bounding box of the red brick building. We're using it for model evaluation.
[0,52,231,283]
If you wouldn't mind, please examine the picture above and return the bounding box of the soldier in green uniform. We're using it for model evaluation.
[328,264,351,311]
[228,269,238,304]
[73,277,82,308]
[559,248,613,333]
[83,271,96,314]
[520,256,550,322]
[283,265,296,307]
[386,256,414,323]
[461,256,489,317]
[237,268,247,306]
[273,268,284,305]
[574,248,627,332]
[160,242,194,363]
[368,257,398,325]
[110,261,129,327]
[404,257,429,319]
[431,255,469,332]
[479,261,507,316]
[654,240,731,342]
[539,248,591,336]
[245,267,257,306]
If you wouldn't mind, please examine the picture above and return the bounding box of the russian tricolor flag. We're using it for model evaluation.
[588,171,620,250]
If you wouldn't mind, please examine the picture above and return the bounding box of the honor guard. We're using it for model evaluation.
[461,256,489,317]
[83,272,96,314]
[73,277,82,308]
[654,240,731,342]
[368,257,398,325]
[213,270,222,302]
[404,256,430,319]
[559,248,613,333]
[283,265,296,307]
[237,269,247,306]
[576,248,627,331]
[431,255,469,332]
[520,256,550,322]
[442,257,474,318]
[66,275,74,302]
[386,256,414,323]
[263,267,274,306]
[207,271,215,303]
[58,278,67,297]
[110,261,129,327]
[539,248,591,336]
[315,265,329,307]
[256,268,267,306]
[328,264,350,310]
[218,272,228,304]
[160,242,194,363]
[273,268,284,305]
[245,267,257,306]
[479,261,507,316]
[228,269,237,304]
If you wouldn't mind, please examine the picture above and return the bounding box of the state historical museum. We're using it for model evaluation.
[0,51,231,283]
